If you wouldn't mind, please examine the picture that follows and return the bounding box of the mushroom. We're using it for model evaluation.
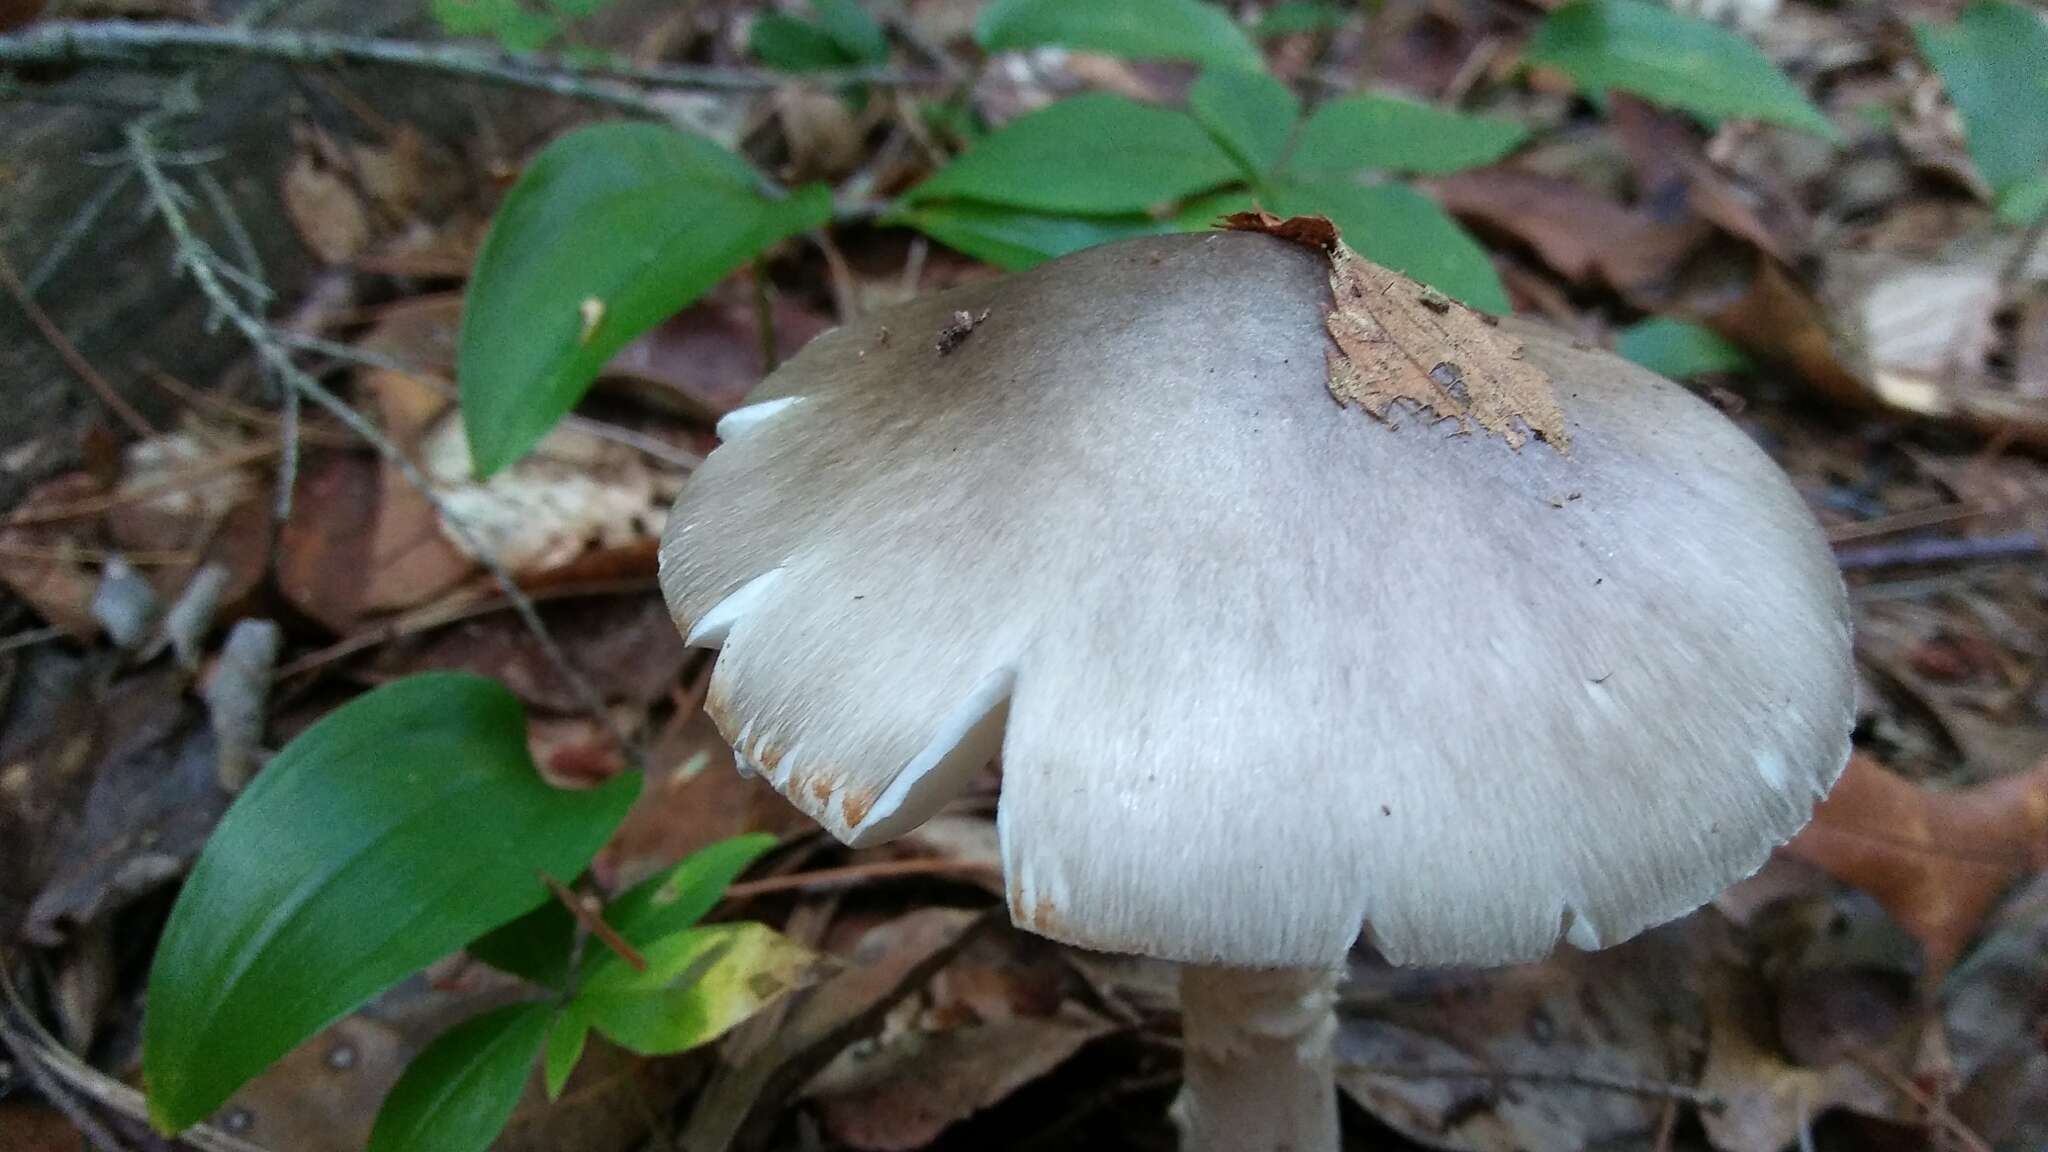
[657,218,1854,1152]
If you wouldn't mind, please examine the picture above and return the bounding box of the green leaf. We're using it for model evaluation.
[1525,0,1836,139]
[1257,2,1348,36]
[468,897,575,990]
[568,924,818,1056]
[602,834,779,951]
[906,94,1240,214]
[542,1016,588,1101]
[143,674,639,1133]
[459,123,831,475]
[751,13,856,71]
[976,0,1262,70]
[430,0,561,50]
[1188,68,1302,180]
[366,1004,552,1152]
[890,203,1173,270]
[2000,172,2048,226]
[1272,178,1510,313]
[1915,2,2048,203]
[1617,317,1751,378]
[1172,187,1260,231]
[810,0,890,63]
[542,0,614,17]
[1289,94,1529,176]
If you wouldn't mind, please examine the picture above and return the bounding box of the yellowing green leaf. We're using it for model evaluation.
[569,924,820,1056]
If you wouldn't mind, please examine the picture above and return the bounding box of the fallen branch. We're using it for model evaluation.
[0,20,941,112]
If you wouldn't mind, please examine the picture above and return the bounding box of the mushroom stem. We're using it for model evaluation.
[1174,964,1342,1152]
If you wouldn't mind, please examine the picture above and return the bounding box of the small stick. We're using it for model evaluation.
[1346,1062,1723,1110]
[0,249,156,438]
[540,872,646,972]
[0,441,278,527]
[721,857,1001,900]
[1834,530,2041,570]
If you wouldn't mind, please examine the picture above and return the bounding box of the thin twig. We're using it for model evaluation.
[1,440,278,527]
[24,167,135,297]
[1847,1049,1994,1152]
[0,249,156,438]
[281,332,704,469]
[1346,1063,1724,1111]
[540,871,647,972]
[275,577,655,678]
[0,624,65,655]
[0,20,941,103]
[751,260,779,375]
[1834,530,2041,570]
[721,857,1002,900]
[126,122,637,766]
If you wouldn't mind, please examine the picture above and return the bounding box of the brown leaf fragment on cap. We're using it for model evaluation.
[935,309,990,355]
[1220,209,1338,251]
[1219,211,1570,454]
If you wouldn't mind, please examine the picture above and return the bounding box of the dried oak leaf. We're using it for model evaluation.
[1782,751,2048,981]
[1224,211,1570,453]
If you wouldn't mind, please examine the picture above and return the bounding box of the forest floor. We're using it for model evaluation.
[2,0,2046,1150]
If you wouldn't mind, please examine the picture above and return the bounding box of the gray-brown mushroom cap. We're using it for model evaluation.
[658,230,1855,969]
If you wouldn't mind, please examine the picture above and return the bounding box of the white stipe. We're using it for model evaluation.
[686,569,785,648]
[716,396,802,442]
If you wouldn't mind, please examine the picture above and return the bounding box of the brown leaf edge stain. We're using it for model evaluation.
[1222,210,1571,455]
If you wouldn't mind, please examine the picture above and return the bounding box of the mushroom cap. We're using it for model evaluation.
[658,230,1854,969]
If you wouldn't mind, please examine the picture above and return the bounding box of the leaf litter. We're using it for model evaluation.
[8,0,2048,1149]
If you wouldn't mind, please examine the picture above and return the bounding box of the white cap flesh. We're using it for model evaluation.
[658,229,1855,969]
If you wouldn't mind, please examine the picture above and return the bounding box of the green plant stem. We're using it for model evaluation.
[125,121,638,768]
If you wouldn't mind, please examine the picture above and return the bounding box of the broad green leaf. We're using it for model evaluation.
[430,0,560,50]
[542,1016,588,1101]
[459,123,831,475]
[1289,94,1529,176]
[1525,0,1836,139]
[1616,317,1751,378]
[468,896,575,990]
[810,0,890,62]
[891,202,1172,270]
[906,94,1240,214]
[1188,68,1302,180]
[2001,173,2048,226]
[1172,187,1259,231]
[976,0,1262,71]
[568,924,819,1056]
[1257,2,1348,36]
[603,834,779,951]
[366,1004,552,1152]
[543,0,614,17]
[1915,2,2048,204]
[1272,178,1510,313]
[144,674,639,1133]
[751,13,855,71]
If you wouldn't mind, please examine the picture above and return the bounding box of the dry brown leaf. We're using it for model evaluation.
[1782,752,2048,980]
[1698,950,1907,1152]
[811,1009,1113,1151]
[1338,923,1705,1152]
[215,1016,409,1152]
[0,1102,84,1151]
[0,473,106,639]
[282,149,372,266]
[1225,210,1570,452]
[1429,168,1711,298]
